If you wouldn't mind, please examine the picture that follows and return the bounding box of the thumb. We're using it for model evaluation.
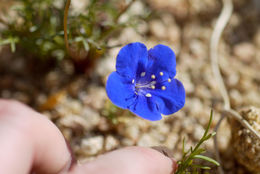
[68,146,177,174]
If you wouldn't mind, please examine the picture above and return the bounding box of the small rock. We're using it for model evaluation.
[192,125,205,141]
[119,28,143,43]
[164,132,179,148]
[121,137,135,146]
[230,89,243,107]
[136,21,149,34]
[45,71,61,89]
[149,20,167,39]
[128,1,145,16]
[58,114,88,131]
[147,0,189,19]
[178,72,195,94]
[233,42,256,64]
[125,125,140,141]
[137,133,161,147]
[230,107,260,172]
[97,117,112,132]
[84,85,107,110]
[105,135,120,151]
[81,107,101,131]
[182,118,195,134]
[81,136,104,156]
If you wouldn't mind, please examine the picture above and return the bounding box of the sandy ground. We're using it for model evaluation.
[0,0,260,173]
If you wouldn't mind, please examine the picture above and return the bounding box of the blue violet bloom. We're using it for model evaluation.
[106,42,185,121]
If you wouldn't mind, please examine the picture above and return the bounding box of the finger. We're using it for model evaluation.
[0,99,72,174]
[69,146,177,174]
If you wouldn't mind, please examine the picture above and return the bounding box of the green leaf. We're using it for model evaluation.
[10,41,16,52]
[0,39,9,46]
[211,132,216,137]
[0,37,19,52]
[203,110,213,138]
[182,137,186,154]
[193,155,220,166]
[82,39,89,51]
[192,164,211,170]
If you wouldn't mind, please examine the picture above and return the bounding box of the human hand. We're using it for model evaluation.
[0,99,177,174]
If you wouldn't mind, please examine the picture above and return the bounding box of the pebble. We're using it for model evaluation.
[164,132,179,149]
[105,135,120,151]
[150,20,167,39]
[230,107,260,172]
[81,107,101,130]
[81,136,104,156]
[0,1,259,173]
[84,85,108,110]
[137,133,161,147]
[234,42,256,64]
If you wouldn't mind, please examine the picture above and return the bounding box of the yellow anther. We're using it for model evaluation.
[151,85,155,89]
[161,86,166,90]
[168,78,171,82]
[145,93,152,97]
[160,72,164,76]
[151,74,156,79]
[132,79,135,84]
[141,72,146,77]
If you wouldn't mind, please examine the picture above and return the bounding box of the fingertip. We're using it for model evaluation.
[69,146,176,174]
[0,99,72,174]
[150,146,178,173]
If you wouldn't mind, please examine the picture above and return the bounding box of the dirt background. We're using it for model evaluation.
[0,0,260,173]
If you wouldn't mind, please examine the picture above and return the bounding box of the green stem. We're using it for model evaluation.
[64,0,71,56]
[176,111,214,174]
[99,0,136,42]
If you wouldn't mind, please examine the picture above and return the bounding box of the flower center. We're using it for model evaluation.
[126,71,173,110]
[132,71,171,97]
[135,80,156,90]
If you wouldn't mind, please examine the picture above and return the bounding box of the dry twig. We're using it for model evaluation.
[210,0,260,173]
[64,0,71,57]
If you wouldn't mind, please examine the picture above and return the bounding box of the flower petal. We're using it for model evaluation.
[150,79,185,115]
[116,42,148,79]
[129,95,162,121]
[147,44,176,79]
[106,72,135,109]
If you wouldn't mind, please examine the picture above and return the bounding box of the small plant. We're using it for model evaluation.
[0,0,148,73]
[176,110,219,174]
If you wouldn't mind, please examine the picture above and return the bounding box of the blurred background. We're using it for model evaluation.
[0,0,260,173]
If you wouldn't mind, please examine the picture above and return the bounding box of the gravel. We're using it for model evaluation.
[0,0,259,173]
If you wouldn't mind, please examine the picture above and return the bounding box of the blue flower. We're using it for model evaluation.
[106,42,185,121]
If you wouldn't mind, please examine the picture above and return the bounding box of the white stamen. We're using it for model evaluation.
[141,72,146,77]
[168,78,171,82]
[151,81,157,85]
[160,72,164,76]
[151,85,155,89]
[161,86,166,90]
[132,79,135,84]
[151,74,156,79]
[145,93,152,97]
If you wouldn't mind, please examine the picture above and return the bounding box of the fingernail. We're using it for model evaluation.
[151,146,178,174]
[151,146,174,158]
